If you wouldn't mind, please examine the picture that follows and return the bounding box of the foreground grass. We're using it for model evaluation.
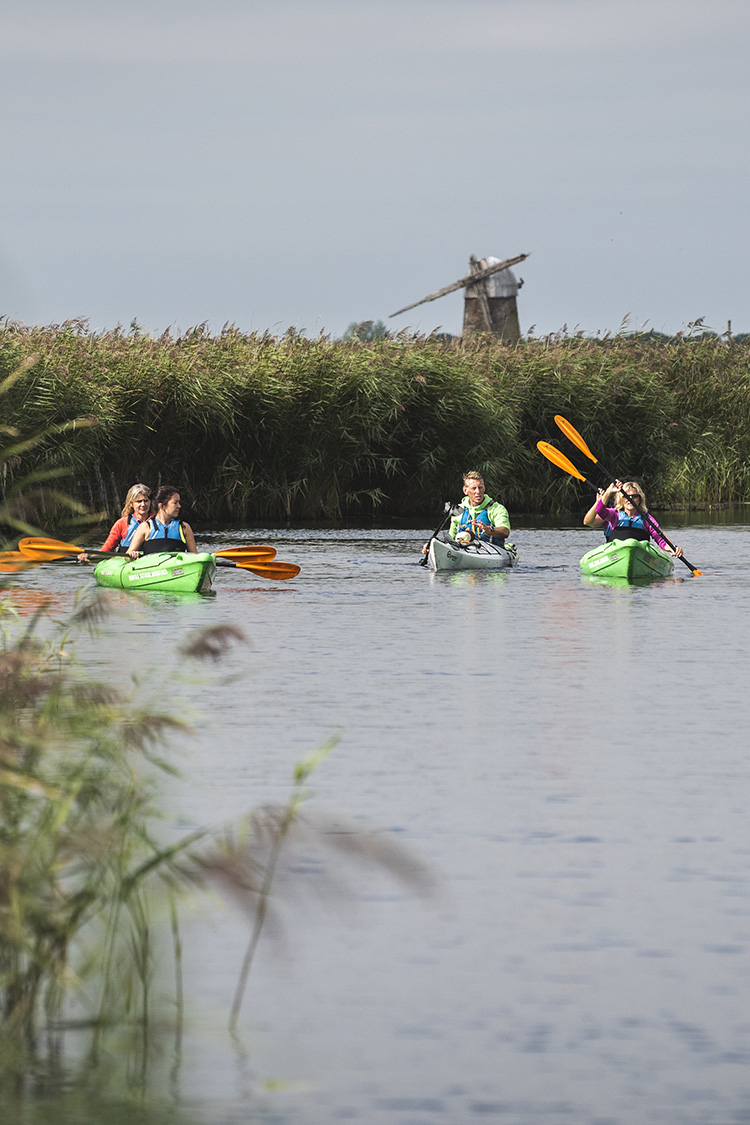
[1,320,749,524]
[0,408,435,1111]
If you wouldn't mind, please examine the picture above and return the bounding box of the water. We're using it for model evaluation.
[6,516,750,1124]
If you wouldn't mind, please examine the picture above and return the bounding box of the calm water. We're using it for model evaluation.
[7,515,750,1124]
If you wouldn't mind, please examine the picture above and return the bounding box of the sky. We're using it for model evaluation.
[1,0,748,339]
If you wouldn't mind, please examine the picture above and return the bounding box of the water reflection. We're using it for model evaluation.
[581,572,687,589]
[428,569,511,587]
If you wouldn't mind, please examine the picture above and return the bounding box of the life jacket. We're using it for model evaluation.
[456,504,494,543]
[605,510,650,543]
[142,516,188,555]
[119,515,144,551]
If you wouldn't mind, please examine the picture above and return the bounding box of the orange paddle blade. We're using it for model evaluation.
[0,550,39,572]
[18,536,84,558]
[239,561,300,580]
[214,546,277,561]
[554,415,599,463]
[536,441,588,482]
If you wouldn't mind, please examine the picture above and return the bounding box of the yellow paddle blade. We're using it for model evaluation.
[536,441,587,482]
[18,536,84,558]
[554,415,599,463]
[0,550,39,572]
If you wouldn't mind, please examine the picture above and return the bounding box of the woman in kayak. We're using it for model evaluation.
[126,485,197,556]
[584,479,683,557]
[101,484,153,551]
[78,483,152,560]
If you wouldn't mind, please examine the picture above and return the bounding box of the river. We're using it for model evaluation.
[6,512,750,1124]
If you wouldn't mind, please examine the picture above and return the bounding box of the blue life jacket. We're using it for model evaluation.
[120,515,143,550]
[142,517,188,555]
[605,510,650,543]
[456,505,494,543]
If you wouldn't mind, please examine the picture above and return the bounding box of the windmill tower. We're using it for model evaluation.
[390,252,528,342]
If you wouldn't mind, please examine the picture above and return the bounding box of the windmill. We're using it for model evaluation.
[390,252,529,342]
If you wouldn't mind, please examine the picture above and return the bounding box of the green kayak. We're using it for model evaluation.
[580,537,674,581]
[93,551,216,594]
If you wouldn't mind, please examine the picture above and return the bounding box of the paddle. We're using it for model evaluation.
[0,550,38,573]
[419,502,453,567]
[214,558,300,580]
[14,536,299,582]
[552,415,702,577]
[211,546,276,561]
[16,537,276,564]
[537,441,599,490]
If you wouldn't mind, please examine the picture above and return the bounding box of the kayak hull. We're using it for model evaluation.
[580,538,674,581]
[428,538,517,572]
[93,552,216,594]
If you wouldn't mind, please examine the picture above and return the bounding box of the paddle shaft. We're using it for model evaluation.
[591,471,690,562]
[419,506,453,566]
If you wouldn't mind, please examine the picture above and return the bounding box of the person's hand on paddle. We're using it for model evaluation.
[670,545,684,558]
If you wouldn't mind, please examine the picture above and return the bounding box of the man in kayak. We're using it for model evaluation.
[422,471,510,554]
[583,479,683,557]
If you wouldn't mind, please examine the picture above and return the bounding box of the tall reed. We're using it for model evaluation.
[1,319,748,523]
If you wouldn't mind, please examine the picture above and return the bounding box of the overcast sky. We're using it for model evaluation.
[1,0,747,339]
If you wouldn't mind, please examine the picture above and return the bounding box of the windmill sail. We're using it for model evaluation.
[389,252,529,318]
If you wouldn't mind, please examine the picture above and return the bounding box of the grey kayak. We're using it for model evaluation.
[427,538,517,572]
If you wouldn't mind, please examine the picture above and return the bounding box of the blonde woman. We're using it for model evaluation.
[584,479,683,557]
[99,484,153,552]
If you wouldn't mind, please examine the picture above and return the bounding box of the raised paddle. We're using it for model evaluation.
[538,437,682,557]
[552,416,702,577]
[537,442,598,490]
[419,502,453,567]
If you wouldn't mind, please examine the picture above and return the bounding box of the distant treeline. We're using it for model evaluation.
[1,319,749,526]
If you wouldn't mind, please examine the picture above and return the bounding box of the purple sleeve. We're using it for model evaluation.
[644,515,669,551]
[594,499,618,529]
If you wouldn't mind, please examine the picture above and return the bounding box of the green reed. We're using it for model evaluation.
[1,319,748,522]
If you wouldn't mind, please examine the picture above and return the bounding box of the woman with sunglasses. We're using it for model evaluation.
[583,479,683,558]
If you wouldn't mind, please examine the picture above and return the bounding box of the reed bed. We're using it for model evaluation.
[1,319,749,525]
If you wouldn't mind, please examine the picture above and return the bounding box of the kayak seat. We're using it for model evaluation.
[606,527,650,543]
